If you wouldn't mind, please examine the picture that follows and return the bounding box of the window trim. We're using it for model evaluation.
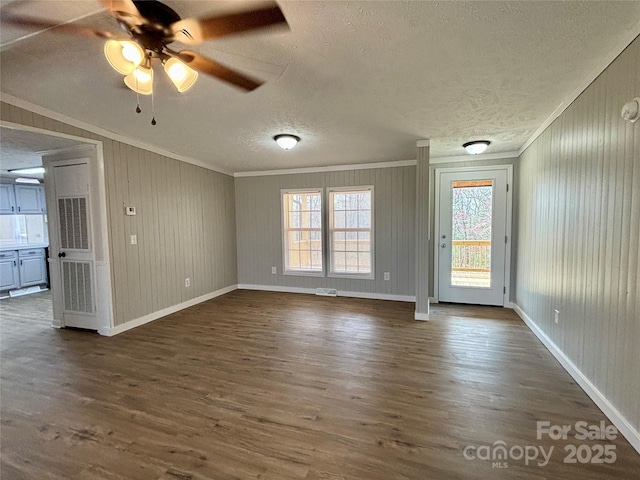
[327,185,375,280]
[281,188,325,277]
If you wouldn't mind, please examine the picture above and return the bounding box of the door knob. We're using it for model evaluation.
[58,252,66,258]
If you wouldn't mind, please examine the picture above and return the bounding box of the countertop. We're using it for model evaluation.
[0,244,49,252]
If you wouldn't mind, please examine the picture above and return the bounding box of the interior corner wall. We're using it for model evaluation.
[515,37,639,433]
[235,166,416,297]
[0,101,238,327]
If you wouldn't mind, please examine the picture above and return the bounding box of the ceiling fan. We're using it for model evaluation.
[3,0,288,93]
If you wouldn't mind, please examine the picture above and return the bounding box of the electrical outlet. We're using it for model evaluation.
[271,266,277,275]
[185,278,191,288]
[384,272,390,281]
[554,309,559,324]
[130,234,137,245]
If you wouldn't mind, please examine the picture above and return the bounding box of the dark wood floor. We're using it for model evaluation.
[1,290,638,479]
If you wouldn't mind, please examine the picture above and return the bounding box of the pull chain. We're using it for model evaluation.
[151,84,157,126]
[135,72,141,113]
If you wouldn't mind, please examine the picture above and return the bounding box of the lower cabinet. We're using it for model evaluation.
[0,248,48,292]
[0,252,20,290]
[18,249,47,287]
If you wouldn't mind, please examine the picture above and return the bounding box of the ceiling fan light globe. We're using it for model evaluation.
[124,65,154,95]
[121,42,143,64]
[164,58,198,93]
[104,40,144,74]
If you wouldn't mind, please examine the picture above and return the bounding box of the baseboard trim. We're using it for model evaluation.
[98,284,238,336]
[512,303,640,454]
[237,284,415,302]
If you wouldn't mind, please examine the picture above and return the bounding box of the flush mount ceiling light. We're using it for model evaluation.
[274,134,301,150]
[8,167,45,175]
[463,140,491,155]
[14,178,41,184]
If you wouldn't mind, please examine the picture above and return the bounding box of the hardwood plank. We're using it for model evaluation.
[2,290,639,479]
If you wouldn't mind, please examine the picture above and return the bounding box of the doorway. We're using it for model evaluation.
[434,165,512,306]
[0,122,113,332]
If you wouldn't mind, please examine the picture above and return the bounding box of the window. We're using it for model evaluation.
[329,187,373,278]
[282,189,323,275]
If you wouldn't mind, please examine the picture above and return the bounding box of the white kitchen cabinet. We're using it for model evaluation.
[14,185,45,214]
[0,184,46,215]
[0,184,17,214]
[0,251,20,290]
[18,248,47,287]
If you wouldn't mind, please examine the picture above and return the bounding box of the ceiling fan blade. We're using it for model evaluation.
[99,0,140,18]
[172,50,263,91]
[98,0,143,27]
[171,2,287,45]
[1,14,115,39]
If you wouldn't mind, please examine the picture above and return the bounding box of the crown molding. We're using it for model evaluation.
[0,93,233,177]
[429,151,519,164]
[519,26,640,157]
[234,159,417,177]
[416,139,430,147]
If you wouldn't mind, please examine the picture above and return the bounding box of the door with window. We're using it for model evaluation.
[437,168,509,306]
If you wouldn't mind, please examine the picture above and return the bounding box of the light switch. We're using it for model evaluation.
[130,234,137,245]
[125,206,136,216]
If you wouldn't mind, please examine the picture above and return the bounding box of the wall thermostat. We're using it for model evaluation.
[125,206,136,216]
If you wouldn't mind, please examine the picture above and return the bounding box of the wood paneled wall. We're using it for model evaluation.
[0,102,238,327]
[515,37,639,431]
[235,167,416,297]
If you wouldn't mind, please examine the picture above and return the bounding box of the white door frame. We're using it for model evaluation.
[433,164,513,307]
[1,121,114,332]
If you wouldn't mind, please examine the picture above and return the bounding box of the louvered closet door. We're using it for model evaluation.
[52,161,99,329]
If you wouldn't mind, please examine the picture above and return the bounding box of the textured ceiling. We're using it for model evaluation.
[1,1,639,173]
[0,126,88,177]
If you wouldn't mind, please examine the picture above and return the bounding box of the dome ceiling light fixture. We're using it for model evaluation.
[274,134,300,150]
[463,140,491,155]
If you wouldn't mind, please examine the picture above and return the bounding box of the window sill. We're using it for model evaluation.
[283,270,325,277]
[328,272,374,280]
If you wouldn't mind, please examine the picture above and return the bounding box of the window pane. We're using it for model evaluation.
[358,192,370,209]
[345,252,358,271]
[334,193,345,210]
[311,211,322,229]
[345,194,358,210]
[334,211,345,228]
[346,211,358,228]
[333,252,346,271]
[358,252,371,272]
[358,210,371,228]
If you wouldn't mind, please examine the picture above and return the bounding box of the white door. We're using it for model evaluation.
[49,160,99,329]
[437,168,508,306]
